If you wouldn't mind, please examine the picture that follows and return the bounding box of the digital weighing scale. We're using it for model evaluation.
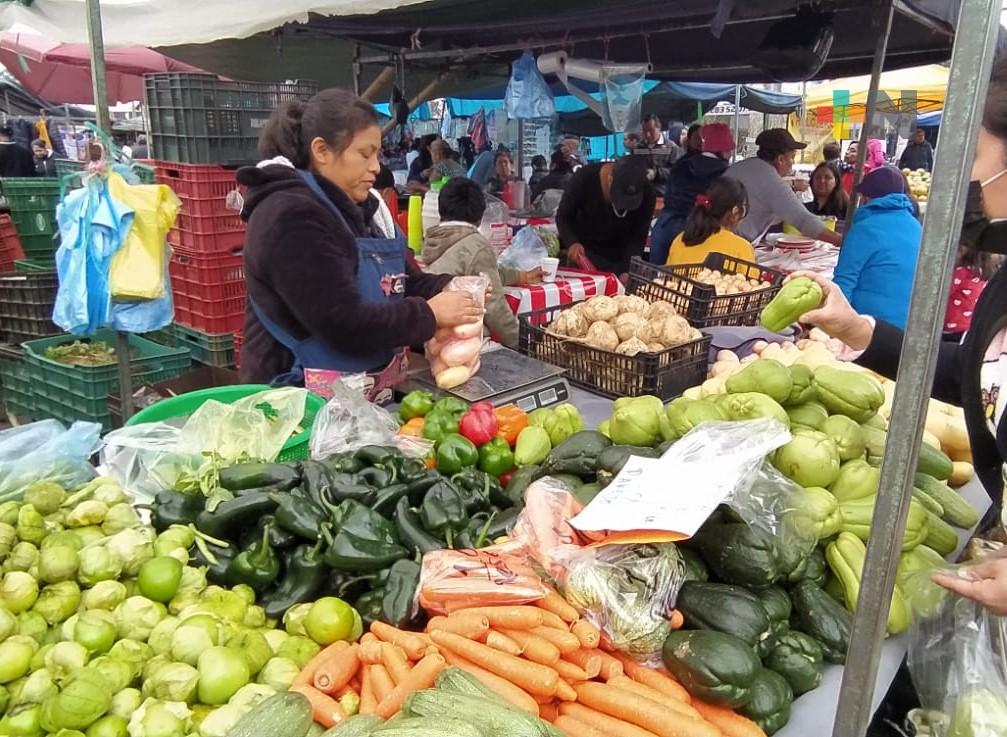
[403,345,572,413]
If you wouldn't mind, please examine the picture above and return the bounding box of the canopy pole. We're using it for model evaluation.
[352,43,361,97]
[845,0,894,225]
[361,66,395,102]
[381,73,448,136]
[732,85,741,161]
[831,0,1001,734]
[517,119,525,183]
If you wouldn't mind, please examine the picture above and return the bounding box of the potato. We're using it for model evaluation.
[612,312,648,342]
[551,309,589,338]
[435,365,473,389]
[613,294,649,315]
[645,300,678,321]
[615,337,648,356]
[710,361,738,378]
[716,350,740,363]
[581,295,619,323]
[584,321,619,351]
[646,342,666,353]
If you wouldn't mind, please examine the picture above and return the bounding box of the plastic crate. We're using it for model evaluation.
[233,330,242,369]
[1,179,61,240]
[15,259,55,273]
[126,384,325,461]
[152,161,239,200]
[140,327,180,347]
[169,248,245,333]
[23,331,191,429]
[145,73,316,164]
[518,303,712,400]
[0,214,25,273]
[168,211,245,253]
[0,267,60,344]
[626,255,785,328]
[0,344,33,419]
[55,159,86,179]
[172,323,235,367]
[108,365,239,428]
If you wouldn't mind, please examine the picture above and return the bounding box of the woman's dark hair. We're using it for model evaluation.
[810,162,849,218]
[531,155,547,170]
[495,150,512,164]
[682,176,748,246]
[258,88,379,169]
[438,177,487,225]
[549,150,572,174]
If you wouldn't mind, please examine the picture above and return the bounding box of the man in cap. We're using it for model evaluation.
[726,128,843,246]
[556,155,656,281]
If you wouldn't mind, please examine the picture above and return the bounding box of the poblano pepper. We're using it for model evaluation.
[355,589,385,628]
[151,489,205,532]
[226,523,281,590]
[356,466,393,489]
[420,481,468,545]
[381,559,421,628]
[301,461,338,513]
[372,484,411,517]
[327,473,379,506]
[394,497,444,556]
[195,492,278,539]
[321,453,364,475]
[271,493,327,541]
[398,457,430,485]
[399,390,434,421]
[478,437,515,478]
[436,434,479,475]
[218,462,301,492]
[190,539,235,586]
[355,445,403,470]
[405,470,443,505]
[259,515,299,548]
[503,465,539,507]
[260,537,328,619]
[324,500,408,572]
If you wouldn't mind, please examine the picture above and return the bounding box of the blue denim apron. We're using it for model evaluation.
[250,170,407,386]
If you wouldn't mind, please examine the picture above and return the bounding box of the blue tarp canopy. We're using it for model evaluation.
[917,109,942,127]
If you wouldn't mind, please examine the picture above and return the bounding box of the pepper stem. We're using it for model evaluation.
[188,524,230,549]
[250,523,272,565]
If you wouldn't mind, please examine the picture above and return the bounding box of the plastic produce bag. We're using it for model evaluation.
[426,275,488,390]
[310,375,433,460]
[99,423,194,504]
[0,420,101,498]
[498,227,547,271]
[599,65,649,133]
[907,557,1007,737]
[504,50,556,120]
[106,174,180,300]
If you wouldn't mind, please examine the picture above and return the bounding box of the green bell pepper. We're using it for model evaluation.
[226,523,281,590]
[514,426,551,466]
[422,410,460,443]
[400,390,435,421]
[381,559,421,628]
[420,481,468,545]
[433,396,469,418]
[436,433,479,474]
[478,437,515,477]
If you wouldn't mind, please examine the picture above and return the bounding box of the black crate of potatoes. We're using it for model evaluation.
[0,267,60,344]
[627,254,785,328]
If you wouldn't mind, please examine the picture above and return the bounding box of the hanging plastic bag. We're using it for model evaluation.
[505,50,556,120]
[0,420,101,498]
[498,227,547,271]
[426,276,488,390]
[310,375,433,460]
[600,65,649,133]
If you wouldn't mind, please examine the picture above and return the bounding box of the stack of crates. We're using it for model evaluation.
[0,214,25,274]
[0,179,61,266]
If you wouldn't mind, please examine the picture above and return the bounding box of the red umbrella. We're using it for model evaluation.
[0,32,205,104]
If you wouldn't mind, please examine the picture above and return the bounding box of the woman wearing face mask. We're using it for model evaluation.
[238,89,481,392]
[790,56,1007,616]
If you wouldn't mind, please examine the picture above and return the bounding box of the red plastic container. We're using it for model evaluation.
[0,214,26,274]
[153,161,246,253]
[152,161,239,199]
[169,247,245,333]
[233,330,243,368]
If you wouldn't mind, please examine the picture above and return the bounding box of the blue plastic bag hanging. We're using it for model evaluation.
[505,51,555,120]
[600,65,649,133]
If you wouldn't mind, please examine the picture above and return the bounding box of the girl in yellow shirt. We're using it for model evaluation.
[666,176,756,266]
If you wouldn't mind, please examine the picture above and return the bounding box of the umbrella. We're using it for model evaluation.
[0,32,205,105]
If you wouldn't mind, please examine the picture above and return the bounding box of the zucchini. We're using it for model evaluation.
[435,667,506,704]
[320,716,382,737]
[373,717,483,737]
[923,510,960,556]
[740,668,794,735]
[790,581,852,664]
[914,472,980,528]
[691,522,782,589]
[680,547,710,583]
[677,582,775,655]
[404,689,558,737]
[860,425,954,481]
[226,692,313,737]
[757,586,792,623]
[663,630,762,708]
[911,486,945,518]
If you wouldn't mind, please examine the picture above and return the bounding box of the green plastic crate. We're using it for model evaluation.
[23,331,191,429]
[126,384,324,462]
[172,323,234,367]
[1,179,60,239]
[0,344,34,419]
[15,259,55,273]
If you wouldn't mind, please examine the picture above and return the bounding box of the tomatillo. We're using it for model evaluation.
[136,557,183,603]
[304,597,354,645]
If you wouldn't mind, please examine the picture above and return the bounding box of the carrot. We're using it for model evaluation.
[598,635,616,653]
[486,630,524,657]
[691,700,767,737]
[290,684,347,728]
[359,667,376,716]
[429,629,560,697]
[380,642,411,685]
[539,702,560,724]
[359,639,383,665]
[539,610,570,630]
[499,627,561,666]
[313,644,361,693]
[606,676,701,720]
[370,622,428,660]
[594,652,624,681]
[360,632,379,646]
[669,610,685,630]
[292,640,349,687]
[555,679,578,702]
[348,673,362,693]
[574,682,721,737]
[564,649,603,679]
[554,659,589,682]
[531,626,581,654]
[554,714,613,737]
[462,606,545,629]
[428,613,491,640]
[559,702,661,737]
[571,620,600,649]
[612,653,690,703]
[368,664,394,703]
[439,648,541,716]
[537,586,580,623]
[374,653,447,719]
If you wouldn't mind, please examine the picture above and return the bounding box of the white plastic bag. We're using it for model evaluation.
[100,423,193,504]
[426,276,488,390]
[498,227,547,271]
[504,50,556,120]
[0,420,101,497]
[600,65,649,133]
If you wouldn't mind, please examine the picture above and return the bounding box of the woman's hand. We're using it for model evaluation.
[932,557,1007,616]
[518,268,544,286]
[427,291,484,328]
[788,270,875,351]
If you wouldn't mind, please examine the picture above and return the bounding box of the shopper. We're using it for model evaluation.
[528,155,549,194]
[630,114,681,196]
[805,161,849,219]
[899,128,935,172]
[428,139,466,182]
[532,150,574,201]
[666,177,756,266]
[406,134,439,192]
[237,88,481,388]
[484,151,520,199]
[32,139,56,177]
[556,155,656,280]
[0,126,37,177]
[823,141,842,167]
[683,123,704,157]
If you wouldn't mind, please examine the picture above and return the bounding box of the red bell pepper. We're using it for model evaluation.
[458,402,499,446]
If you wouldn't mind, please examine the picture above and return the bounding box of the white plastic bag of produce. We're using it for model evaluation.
[100,422,193,504]
[0,420,101,498]
[498,227,547,272]
[425,275,488,390]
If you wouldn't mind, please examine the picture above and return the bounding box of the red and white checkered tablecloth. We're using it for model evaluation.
[504,269,625,316]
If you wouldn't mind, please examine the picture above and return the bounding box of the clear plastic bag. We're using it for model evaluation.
[0,420,101,497]
[907,556,1007,737]
[599,65,649,133]
[425,276,488,390]
[310,376,433,460]
[99,423,195,504]
[504,50,556,120]
[498,227,548,272]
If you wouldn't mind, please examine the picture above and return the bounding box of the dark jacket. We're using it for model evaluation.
[664,153,729,220]
[0,142,36,177]
[631,139,681,196]
[237,164,450,384]
[35,153,57,178]
[898,140,934,172]
[857,266,1007,528]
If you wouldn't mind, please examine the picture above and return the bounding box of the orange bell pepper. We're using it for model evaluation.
[495,405,529,446]
[399,416,425,438]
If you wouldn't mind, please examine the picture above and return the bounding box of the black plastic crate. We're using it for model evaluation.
[627,255,785,328]
[518,303,711,400]
[0,268,60,344]
[0,344,34,419]
[144,73,316,164]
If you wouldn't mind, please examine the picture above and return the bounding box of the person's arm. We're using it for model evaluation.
[899,147,910,170]
[555,172,586,248]
[467,246,520,348]
[831,231,869,302]
[624,189,657,262]
[405,258,453,299]
[771,174,834,242]
[926,144,934,171]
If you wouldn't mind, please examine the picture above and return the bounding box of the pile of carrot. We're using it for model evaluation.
[288,587,767,737]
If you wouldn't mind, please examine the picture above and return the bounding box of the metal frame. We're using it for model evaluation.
[832,0,1002,733]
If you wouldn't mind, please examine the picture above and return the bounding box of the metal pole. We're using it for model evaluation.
[352,43,361,97]
[85,0,134,422]
[844,0,894,226]
[831,0,1001,734]
[517,119,526,185]
[732,84,742,161]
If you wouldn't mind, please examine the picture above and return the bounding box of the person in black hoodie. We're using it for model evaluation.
[238,88,481,391]
[648,122,734,265]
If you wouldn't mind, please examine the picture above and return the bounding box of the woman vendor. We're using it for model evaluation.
[556,155,656,281]
[237,88,482,394]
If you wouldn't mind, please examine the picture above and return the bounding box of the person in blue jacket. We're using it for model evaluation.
[832,165,921,329]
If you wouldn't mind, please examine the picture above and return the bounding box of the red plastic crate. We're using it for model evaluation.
[0,215,26,274]
[168,224,245,253]
[233,330,242,368]
[169,247,245,333]
[153,161,239,199]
